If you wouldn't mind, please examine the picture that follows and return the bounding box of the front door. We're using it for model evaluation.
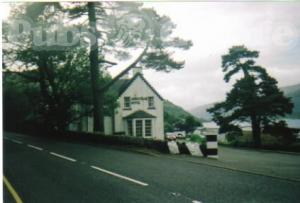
[135,119,143,137]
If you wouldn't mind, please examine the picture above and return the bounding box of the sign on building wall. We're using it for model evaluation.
[131,97,149,105]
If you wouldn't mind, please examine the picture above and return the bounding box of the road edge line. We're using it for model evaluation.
[3,175,23,203]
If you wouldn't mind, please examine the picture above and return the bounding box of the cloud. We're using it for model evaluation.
[131,2,300,110]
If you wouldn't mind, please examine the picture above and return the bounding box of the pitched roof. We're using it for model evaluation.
[123,110,156,119]
[104,73,164,101]
[107,79,131,96]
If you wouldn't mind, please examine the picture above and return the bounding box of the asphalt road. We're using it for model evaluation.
[170,145,300,181]
[3,132,300,203]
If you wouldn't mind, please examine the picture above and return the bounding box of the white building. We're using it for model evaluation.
[70,67,165,140]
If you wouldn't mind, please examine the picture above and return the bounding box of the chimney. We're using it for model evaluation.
[133,66,143,75]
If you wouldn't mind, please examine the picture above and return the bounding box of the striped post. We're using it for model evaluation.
[204,132,218,159]
[167,141,180,154]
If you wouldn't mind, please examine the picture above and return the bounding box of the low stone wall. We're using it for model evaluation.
[12,129,218,158]
[166,133,218,159]
[55,130,170,153]
[57,131,219,158]
[167,141,205,157]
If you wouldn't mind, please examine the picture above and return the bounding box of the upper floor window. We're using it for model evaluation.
[148,97,155,109]
[124,97,131,109]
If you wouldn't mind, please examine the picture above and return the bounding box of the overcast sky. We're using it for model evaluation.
[2,2,300,110]
[111,2,300,110]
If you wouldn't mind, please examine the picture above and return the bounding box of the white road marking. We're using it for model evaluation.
[27,144,43,151]
[91,165,148,187]
[11,139,23,144]
[50,152,76,162]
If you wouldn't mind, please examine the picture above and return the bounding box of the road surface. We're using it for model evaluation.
[3,132,300,203]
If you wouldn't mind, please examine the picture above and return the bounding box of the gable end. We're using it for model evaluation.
[119,73,164,101]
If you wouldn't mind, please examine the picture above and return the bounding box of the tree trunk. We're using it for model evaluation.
[88,2,104,132]
[250,114,261,147]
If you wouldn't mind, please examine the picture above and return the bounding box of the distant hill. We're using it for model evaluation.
[189,83,300,120]
[189,103,215,121]
[282,83,300,118]
[163,100,202,132]
[164,100,199,121]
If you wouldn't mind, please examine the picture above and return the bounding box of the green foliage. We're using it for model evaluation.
[188,134,206,145]
[281,84,300,119]
[263,121,296,144]
[208,45,294,147]
[174,116,202,133]
[164,100,201,132]
[221,45,262,82]
[3,2,192,133]
[64,2,192,72]
[3,73,40,130]
[226,130,243,143]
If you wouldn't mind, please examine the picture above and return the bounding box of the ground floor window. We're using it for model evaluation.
[145,120,152,137]
[126,119,153,137]
[127,120,133,136]
[135,120,143,137]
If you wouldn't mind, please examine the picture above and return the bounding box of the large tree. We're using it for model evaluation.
[2,3,108,131]
[208,45,293,147]
[64,2,192,132]
[3,2,192,132]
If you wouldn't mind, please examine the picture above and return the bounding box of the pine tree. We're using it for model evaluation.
[208,45,293,147]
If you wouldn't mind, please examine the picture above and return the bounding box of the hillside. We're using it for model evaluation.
[189,103,215,121]
[189,83,300,120]
[163,100,202,131]
[282,83,300,118]
[164,100,196,120]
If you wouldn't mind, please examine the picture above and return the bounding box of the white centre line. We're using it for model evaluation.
[11,139,23,144]
[91,165,148,187]
[50,152,77,162]
[27,144,43,151]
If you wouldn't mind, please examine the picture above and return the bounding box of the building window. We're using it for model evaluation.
[148,97,155,109]
[127,120,133,136]
[145,120,152,137]
[135,120,143,137]
[124,97,131,109]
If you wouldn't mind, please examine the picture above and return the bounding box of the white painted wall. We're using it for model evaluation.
[69,75,165,140]
[104,116,113,135]
[114,75,164,140]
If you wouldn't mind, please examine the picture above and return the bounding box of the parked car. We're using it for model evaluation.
[166,132,177,140]
[166,131,186,140]
[175,131,186,138]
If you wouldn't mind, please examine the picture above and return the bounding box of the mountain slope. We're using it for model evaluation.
[163,100,202,131]
[164,100,195,120]
[189,103,215,121]
[189,83,300,120]
[282,83,300,118]
[164,100,199,120]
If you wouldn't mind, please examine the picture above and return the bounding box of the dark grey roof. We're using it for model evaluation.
[107,79,131,96]
[104,73,163,101]
[123,110,156,119]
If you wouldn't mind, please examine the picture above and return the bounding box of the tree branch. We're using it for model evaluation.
[100,41,150,92]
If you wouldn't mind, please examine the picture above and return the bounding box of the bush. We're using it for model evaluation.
[188,134,206,145]
[263,121,297,145]
[226,130,242,143]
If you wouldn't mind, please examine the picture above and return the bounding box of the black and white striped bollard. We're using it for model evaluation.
[204,133,218,159]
